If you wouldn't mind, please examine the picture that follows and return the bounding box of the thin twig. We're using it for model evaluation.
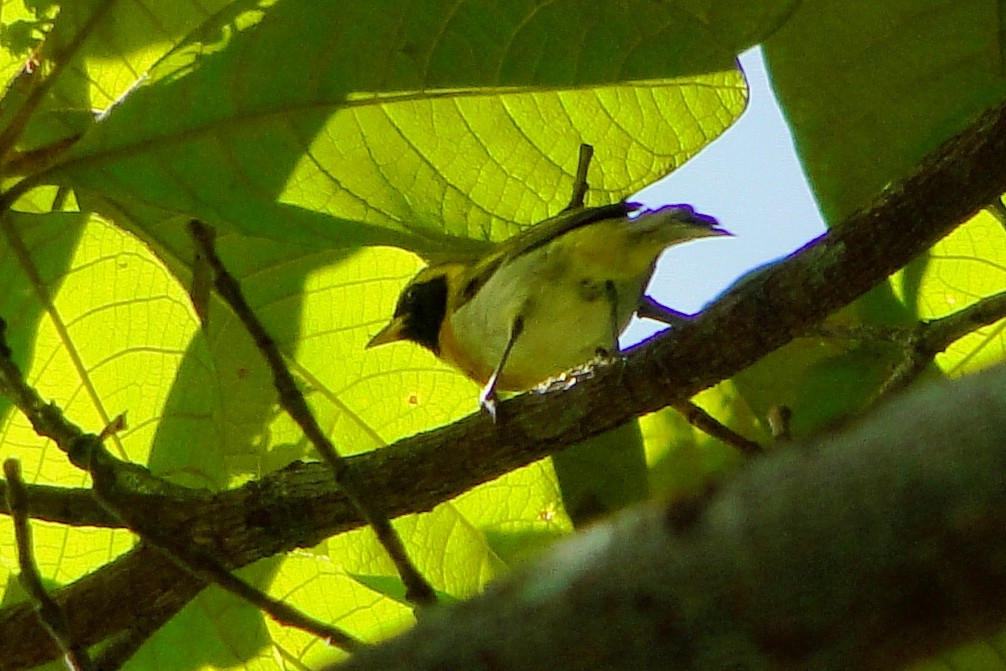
[0,135,81,176]
[0,0,106,165]
[766,405,793,442]
[924,290,1006,351]
[0,479,117,527]
[881,289,1006,395]
[562,143,593,212]
[668,399,763,456]
[4,459,94,671]
[804,321,908,345]
[0,318,87,453]
[0,218,129,460]
[187,221,436,608]
[636,295,692,328]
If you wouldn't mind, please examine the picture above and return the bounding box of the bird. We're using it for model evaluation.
[366,147,729,418]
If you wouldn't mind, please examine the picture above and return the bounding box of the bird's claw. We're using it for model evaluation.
[479,387,499,422]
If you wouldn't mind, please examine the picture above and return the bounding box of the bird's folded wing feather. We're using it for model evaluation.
[455,202,637,308]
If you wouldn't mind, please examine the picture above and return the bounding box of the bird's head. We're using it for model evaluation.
[365,264,460,354]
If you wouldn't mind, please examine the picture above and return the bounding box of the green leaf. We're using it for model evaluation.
[453,457,573,566]
[319,504,509,649]
[40,0,747,250]
[1,1,262,156]
[551,421,648,526]
[763,0,1006,223]
[124,559,279,671]
[256,551,412,669]
[641,381,756,498]
[893,208,1006,377]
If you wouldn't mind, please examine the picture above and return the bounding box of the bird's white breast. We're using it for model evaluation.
[448,244,645,390]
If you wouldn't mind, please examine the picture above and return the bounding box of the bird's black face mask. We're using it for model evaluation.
[395,274,448,354]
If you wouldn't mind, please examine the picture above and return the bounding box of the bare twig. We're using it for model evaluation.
[0,135,82,176]
[881,289,1006,395]
[130,535,363,652]
[0,318,87,454]
[924,290,1006,352]
[636,295,692,328]
[668,399,763,456]
[804,321,908,345]
[562,143,593,211]
[766,405,793,442]
[985,198,1006,230]
[187,221,436,608]
[0,479,117,527]
[4,459,94,671]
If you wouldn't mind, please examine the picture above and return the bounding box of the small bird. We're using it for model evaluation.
[366,149,728,417]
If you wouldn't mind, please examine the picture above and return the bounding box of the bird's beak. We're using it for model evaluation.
[365,316,407,349]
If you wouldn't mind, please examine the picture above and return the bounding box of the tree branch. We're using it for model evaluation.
[331,361,1006,671]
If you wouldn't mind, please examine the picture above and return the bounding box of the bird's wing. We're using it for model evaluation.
[455,202,637,308]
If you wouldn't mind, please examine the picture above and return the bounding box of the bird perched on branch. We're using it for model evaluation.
[367,145,728,417]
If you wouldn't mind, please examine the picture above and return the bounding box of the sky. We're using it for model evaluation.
[623,47,826,345]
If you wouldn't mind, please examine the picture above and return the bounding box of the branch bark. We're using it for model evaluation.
[2,96,1006,669]
[332,362,1006,671]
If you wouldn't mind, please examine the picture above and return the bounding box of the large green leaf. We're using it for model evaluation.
[763,0,1006,224]
[34,0,749,250]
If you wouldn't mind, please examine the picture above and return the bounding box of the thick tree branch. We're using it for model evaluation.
[331,362,1006,671]
[2,96,1006,669]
